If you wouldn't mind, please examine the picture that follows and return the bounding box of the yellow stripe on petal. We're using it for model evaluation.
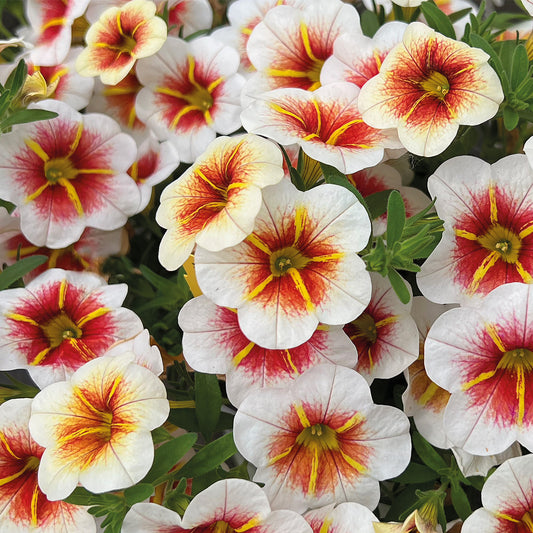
[494,513,520,523]
[5,313,39,326]
[293,206,307,246]
[308,447,319,495]
[25,182,50,204]
[283,349,299,375]
[196,169,227,195]
[107,376,122,403]
[300,22,319,62]
[77,168,115,175]
[468,251,499,293]
[309,253,344,263]
[155,86,187,99]
[335,413,364,434]
[326,119,364,146]
[48,67,69,85]
[287,268,314,312]
[76,307,111,328]
[0,462,33,487]
[462,370,497,391]
[455,228,478,240]
[25,139,50,162]
[0,430,22,460]
[30,483,39,527]
[170,105,197,129]
[245,233,272,255]
[516,366,526,427]
[489,184,498,224]
[486,323,507,353]
[41,17,66,31]
[67,122,84,157]
[57,178,83,216]
[312,99,322,137]
[266,68,311,78]
[207,76,225,94]
[519,223,533,239]
[30,347,52,366]
[232,341,255,367]
[269,444,294,464]
[247,274,274,300]
[340,449,367,473]
[269,102,306,126]
[58,279,68,309]
[375,315,399,328]
[235,515,262,532]
[418,382,440,406]
[319,518,333,533]
[515,260,533,283]
[224,140,245,174]
[293,402,311,428]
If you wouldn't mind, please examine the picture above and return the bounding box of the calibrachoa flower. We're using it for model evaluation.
[234,364,411,512]
[374,510,439,533]
[28,352,169,500]
[425,282,533,455]
[195,179,372,349]
[0,398,96,532]
[76,0,168,85]
[122,478,313,532]
[0,268,143,388]
[178,295,358,406]
[304,502,378,533]
[157,134,284,270]
[136,35,245,163]
[344,272,419,383]
[462,455,533,533]
[0,100,140,248]
[243,0,361,96]
[417,154,533,304]
[358,22,504,157]
[241,82,402,175]
[164,0,213,38]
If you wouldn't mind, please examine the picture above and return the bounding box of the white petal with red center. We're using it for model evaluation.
[122,502,183,532]
[166,0,213,38]
[304,502,378,533]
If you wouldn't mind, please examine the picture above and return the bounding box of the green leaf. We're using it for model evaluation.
[386,190,405,248]
[177,432,237,479]
[124,483,154,505]
[448,6,472,23]
[387,269,410,304]
[279,145,305,191]
[412,432,447,472]
[195,372,222,440]
[511,44,529,89]
[360,9,380,37]
[365,189,393,220]
[142,432,198,484]
[0,255,47,289]
[0,108,58,129]
[4,58,26,94]
[63,487,95,506]
[469,34,509,94]
[503,105,520,130]
[152,426,174,444]
[0,89,12,117]
[391,462,439,484]
[419,1,456,39]
[450,481,472,519]
[0,198,15,213]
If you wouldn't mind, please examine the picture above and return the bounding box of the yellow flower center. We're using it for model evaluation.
[521,510,533,532]
[41,312,82,349]
[420,71,450,100]
[118,33,137,54]
[295,423,339,452]
[478,223,522,263]
[270,246,310,276]
[498,348,533,372]
[350,312,378,344]
[184,85,214,113]
[44,157,78,183]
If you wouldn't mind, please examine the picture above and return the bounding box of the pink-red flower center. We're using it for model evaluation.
[419,70,450,100]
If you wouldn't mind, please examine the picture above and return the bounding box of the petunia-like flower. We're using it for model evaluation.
[417,154,533,304]
[374,510,439,533]
[234,364,411,512]
[164,0,213,38]
[462,455,533,533]
[0,268,143,388]
[304,502,378,533]
[241,83,402,174]
[425,282,533,455]
[195,178,372,350]
[179,295,358,406]
[157,134,284,270]
[76,0,168,85]
[0,398,96,532]
[136,35,245,163]
[0,100,140,248]
[320,21,407,88]
[344,273,419,383]
[28,352,169,500]
[358,22,503,157]
[122,478,313,533]
[25,0,90,66]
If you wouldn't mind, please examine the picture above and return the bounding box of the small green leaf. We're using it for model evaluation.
[124,483,154,505]
[386,190,405,248]
[387,268,410,304]
[4,59,26,94]
[279,145,306,191]
[0,109,58,129]
[448,6,472,23]
[365,189,393,220]
[511,44,529,89]
[142,432,198,484]
[195,372,222,440]
[63,487,95,506]
[469,34,509,94]
[450,481,472,519]
[0,198,15,213]
[360,9,380,37]
[412,432,447,472]
[177,432,237,479]
[0,255,47,290]
[391,462,438,484]
[503,105,520,130]
[419,1,456,39]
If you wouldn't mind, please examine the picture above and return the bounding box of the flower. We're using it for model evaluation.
[425,282,533,455]
[195,178,372,349]
[358,22,504,157]
[76,0,167,85]
[157,134,283,270]
[28,352,169,500]
[462,455,533,533]
[373,509,439,533]
[164,0,213,38]
[417,154,533,304]
[234,364,411,512]
[178,295,357,406]
[136,35,245,163]
[122,478,313,532]
[241,83,402,174]
[304,502,378,533]
[0,268,143,388]
[0,398,96,532]
[0,99,140,248]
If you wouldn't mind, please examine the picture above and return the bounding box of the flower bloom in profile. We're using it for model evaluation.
[241,83,402,175]
[76,0,167,85]
[462,455,533,533]
[0,100,140,248]
[243,0,361,95]
[0,268,143,388]
[164,0,213,38]
[195,179,372,349]
[29,352,169,500]
[0,398,96,532]
[425,283,533,455]
[374,510,439,533]
[122,478,313,533]
[358,22,504,157]
[234,364,411,512]
[25,0,90,66]
[136,35,245,163]
[157,134,284,270]
[418,154,533,304]
[344,273,419,383]
[304,502,377,533]
[179,295,357,406]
